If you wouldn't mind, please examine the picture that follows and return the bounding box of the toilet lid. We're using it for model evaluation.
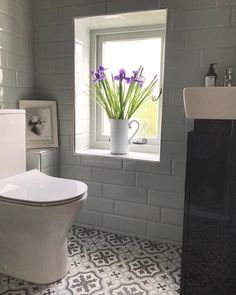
[0,169,87,206]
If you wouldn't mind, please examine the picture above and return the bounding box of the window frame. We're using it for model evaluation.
[90,25,165,153]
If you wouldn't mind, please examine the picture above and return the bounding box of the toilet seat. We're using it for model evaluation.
[0,169,87,206]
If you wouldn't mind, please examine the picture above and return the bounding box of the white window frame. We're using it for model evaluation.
[90,25,165,153]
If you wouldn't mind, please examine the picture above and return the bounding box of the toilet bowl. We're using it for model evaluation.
[0,169,87,284]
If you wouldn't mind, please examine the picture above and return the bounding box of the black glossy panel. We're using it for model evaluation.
[181,120,236,295]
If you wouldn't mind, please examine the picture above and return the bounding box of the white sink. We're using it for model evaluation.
[183,87,236,119]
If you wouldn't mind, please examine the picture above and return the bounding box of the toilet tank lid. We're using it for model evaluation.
[0,170,87,204]
[0,109,25,114]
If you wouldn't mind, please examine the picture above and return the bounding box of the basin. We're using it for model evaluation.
[183,87,236,119]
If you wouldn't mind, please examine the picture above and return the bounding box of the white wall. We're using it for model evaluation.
[74,22,90,151]
[0,0,34,108]
[32,0,236,244]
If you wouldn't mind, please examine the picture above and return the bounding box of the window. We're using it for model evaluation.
[90,27,165,152]
[74,10,167,160]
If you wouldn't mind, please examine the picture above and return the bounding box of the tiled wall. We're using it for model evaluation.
[74,24,90,151]
[32,0,236,244]
[0,0,34,108]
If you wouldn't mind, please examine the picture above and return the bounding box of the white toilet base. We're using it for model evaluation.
[0,195,86,284]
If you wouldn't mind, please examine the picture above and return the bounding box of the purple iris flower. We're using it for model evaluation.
[114,69,130,82]
[98,65,106,73]
[127,70,144,87]
[91,65,106,83]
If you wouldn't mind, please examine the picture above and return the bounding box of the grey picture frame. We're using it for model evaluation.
[19,100,58,149]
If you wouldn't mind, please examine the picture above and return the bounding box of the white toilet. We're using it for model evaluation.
[0,109,87,284]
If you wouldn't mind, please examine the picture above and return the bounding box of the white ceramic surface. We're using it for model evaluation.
[0,170,87,284]
[0,109,26,179]
[0,109,88,284]
[0,193,87,284]
[0,169,87,204]
[110,119,139,154]
[183,87,236,119]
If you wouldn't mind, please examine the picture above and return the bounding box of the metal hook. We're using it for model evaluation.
[132,138,148,145]
[152,88,162,102]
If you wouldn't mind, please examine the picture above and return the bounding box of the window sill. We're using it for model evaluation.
[76,148,160,162]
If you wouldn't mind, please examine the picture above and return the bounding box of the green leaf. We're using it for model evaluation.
[90,67,159,120]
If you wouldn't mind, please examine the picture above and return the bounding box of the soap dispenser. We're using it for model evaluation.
[205,63,217,87]
[223,67,233,87]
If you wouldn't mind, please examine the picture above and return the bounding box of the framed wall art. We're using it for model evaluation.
[19,100,58,149]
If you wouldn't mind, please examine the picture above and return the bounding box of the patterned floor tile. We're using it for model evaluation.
[0,225,181,295]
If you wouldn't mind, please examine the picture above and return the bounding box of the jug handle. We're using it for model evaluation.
[128,120,140,144]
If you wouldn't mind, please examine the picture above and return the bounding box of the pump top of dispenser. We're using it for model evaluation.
[207,63,217,76]
[226,67,232,74]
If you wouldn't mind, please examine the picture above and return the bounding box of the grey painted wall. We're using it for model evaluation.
[30,0,236,244]
[0,0,34,108]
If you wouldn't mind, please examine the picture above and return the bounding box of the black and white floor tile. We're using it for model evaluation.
[0,226,181,295]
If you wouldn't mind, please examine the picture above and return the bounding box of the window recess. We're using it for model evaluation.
[74,10,167,161]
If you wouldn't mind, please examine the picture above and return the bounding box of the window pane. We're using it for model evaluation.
[101,37,162,139]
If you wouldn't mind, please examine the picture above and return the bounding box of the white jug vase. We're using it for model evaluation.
[110,119,140,155]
